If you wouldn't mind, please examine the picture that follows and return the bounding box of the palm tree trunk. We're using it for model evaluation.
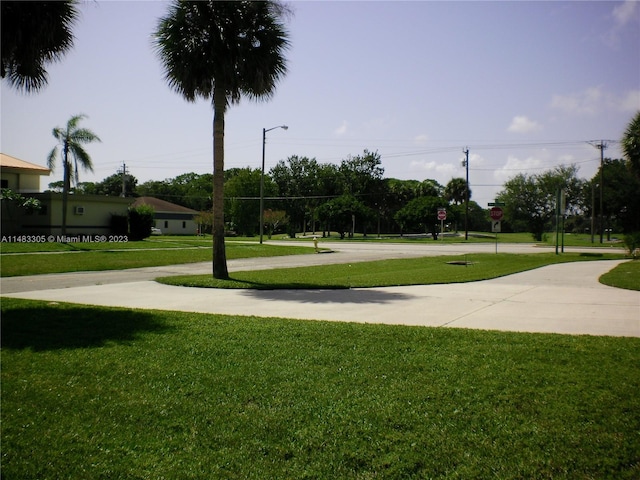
[61,143,70,236]
[212,86,229,279]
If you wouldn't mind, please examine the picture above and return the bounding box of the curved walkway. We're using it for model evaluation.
[2,245,638,337]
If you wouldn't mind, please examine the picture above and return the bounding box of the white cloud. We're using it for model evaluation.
[507,115,542,133]
[334,120,348,136]
[493,155,544,183]
[550,86,638,115]
[414,134,429,145]
[551,87,603,115]
[613,0,638,27]
[409,159,456,179]
[558,154,576,165]
[605,0,640,47]
[618,89,640,112]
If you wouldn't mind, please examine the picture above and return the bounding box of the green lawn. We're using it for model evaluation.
[0,241,313,277]
[2,235,636,290]
[600,260,640,290]
[158,252,627,289]
[2,298,638,479]
[0,235,216,253]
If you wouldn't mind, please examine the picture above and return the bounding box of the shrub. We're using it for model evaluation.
[128,205,155,241]
[110,214,128,235]
[623,232,640,259]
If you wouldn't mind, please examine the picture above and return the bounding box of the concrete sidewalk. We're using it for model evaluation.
[3,259,638,337]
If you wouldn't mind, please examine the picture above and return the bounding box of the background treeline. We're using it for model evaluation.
[50,149,640,239]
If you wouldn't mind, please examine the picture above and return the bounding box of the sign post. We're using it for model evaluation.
[488,202,505,253]
[437,209,446,241]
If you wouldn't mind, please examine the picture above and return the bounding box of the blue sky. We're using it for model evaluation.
[2,0,638,207]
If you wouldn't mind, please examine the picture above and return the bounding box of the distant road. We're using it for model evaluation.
[0,241,625,294]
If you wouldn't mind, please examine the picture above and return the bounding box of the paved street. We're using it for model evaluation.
[2,242,638,337]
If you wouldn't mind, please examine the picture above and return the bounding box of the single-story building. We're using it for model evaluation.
[1,153,130,236]
[1,154,200,237]
[13,192,131,236]
[130,197,199,235]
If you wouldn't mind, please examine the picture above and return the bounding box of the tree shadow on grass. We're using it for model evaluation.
[1,299,172,351]
[242,288,416,305]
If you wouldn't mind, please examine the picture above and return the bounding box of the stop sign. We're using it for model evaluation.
[490,207,504,220]
[437,209,446,220]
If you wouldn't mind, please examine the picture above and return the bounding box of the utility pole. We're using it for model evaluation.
[118,162,129,197]
[462,148,469,240]
[590,181,595,244]
[591,141,607,244]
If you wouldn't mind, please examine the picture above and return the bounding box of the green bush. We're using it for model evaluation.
[110,214,128,235]
[623,232,640,258]
[128,205,155,241]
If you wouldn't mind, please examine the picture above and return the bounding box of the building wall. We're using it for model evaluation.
[4,193,131,236]
[155,213,198,235]
[0,170,42,193]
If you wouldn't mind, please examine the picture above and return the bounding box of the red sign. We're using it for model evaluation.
[490,207,504,220]
[437,209,446,220]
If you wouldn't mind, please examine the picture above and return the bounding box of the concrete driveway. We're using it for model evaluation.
[1,242,638,337]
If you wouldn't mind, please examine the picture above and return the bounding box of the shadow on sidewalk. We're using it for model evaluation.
[243,288,415,305]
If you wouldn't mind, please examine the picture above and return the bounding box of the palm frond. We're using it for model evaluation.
[66,114,87,132]
[71,128,101,144]
[69,144,94,173]
[51,127,64,142]
[46,146,59,172]
[1,1,78,93]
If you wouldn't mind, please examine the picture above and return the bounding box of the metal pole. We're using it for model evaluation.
[555,188,560,255]
[259,125,288,244]
[590,181,595,243]
[598,141,605,244]
[463,148,469,240]
[260,128,266,244]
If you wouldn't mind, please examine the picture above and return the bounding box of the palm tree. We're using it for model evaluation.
[153,1,290,279]
[47,114,101,236]
[621,111,640,179]
[444,177,470,205]
[1,1,79,92]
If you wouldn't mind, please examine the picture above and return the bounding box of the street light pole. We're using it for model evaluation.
[260,125,288,244]
[462,148,469,240]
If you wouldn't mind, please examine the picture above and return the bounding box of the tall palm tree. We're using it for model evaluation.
[153,1,290,279]
[1,1,79,92]
[47,114,101,236]
[621,111,640,180]
[444,177,470,205]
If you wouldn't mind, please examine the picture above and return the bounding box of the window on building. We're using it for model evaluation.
[164,221,168,229]
[182,221,186,229]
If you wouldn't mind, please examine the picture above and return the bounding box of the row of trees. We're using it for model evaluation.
[498,161,640,241]
[54,146,639,245]
[73,149,485,239]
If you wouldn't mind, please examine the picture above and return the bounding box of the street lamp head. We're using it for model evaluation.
[265,124,289,134]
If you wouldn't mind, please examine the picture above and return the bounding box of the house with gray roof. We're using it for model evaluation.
[130,197,199,235]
